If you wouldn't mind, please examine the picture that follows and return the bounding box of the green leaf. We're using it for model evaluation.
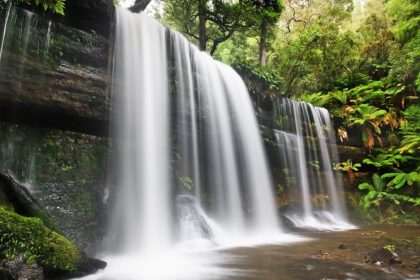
[381,172,401,179]
[359,182,374,192]
[407,172,419,184]
[372,173,385,192]
[392,173,407,189]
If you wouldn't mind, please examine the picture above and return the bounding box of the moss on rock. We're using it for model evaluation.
[0,207,82,274]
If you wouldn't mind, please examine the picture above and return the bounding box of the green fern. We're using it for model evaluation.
[363,148,413,168]
[34,0,65,15]
[358,182,375,192]
[298,92,331,107]
[54,0,65,15]
[399,132,420,154]
[372,173,385,192]
[329,90,348,105]
[348,104,387,125]
[358,172,420,214]
[381,171,420,189]
[399,105,420,154]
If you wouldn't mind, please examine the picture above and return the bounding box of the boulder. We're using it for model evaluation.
[365,247,402,265]
[176,195,214,241]
[0,256,44,280]
[48,256,107,279]
[67,257,107,278]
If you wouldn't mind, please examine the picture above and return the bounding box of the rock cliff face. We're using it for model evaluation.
[0,2,113,136]
[0,123,109,255]
[0,1,114,255]
[16,0,115,38]
[58,0,115,38]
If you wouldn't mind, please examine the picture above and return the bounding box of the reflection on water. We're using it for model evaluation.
[75,233,309,280]
[76,251,242,280]
[221,226,419,280]
[76,226,419,280]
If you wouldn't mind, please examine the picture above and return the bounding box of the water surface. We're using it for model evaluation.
[78,225,419,280]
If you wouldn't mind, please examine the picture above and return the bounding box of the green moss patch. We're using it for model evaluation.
[0,207,82,273]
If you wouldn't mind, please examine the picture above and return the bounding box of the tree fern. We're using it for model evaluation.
[298,92,331,107]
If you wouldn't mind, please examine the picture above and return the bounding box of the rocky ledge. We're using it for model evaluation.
[0,5,112,136]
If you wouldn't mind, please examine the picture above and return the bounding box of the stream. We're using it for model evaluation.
[220,225,419,280]
[78,225,419,280]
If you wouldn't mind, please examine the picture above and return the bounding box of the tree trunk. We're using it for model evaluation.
[198,0,207,51]
[259,18,268,65]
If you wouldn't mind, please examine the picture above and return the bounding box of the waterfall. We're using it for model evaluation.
[0,2,12,63]
[109,9,171,254]
[0,5,359,280]
[108,7,281,257]
[273,98,355,230]
[0,6,35,68]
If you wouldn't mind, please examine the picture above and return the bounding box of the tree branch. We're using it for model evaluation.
[283,12,307,34]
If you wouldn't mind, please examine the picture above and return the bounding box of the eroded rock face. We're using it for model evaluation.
[0,123,109,255]
[0,5,112,254]
[60,0,115,38]
[0,6,112,136]
[18,0,115,39]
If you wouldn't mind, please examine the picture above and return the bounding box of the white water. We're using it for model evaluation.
[86,8,295,280]
[0,2,12,63]
[109,7,280,252]
[274,98,355,231]
[109,10,171,254]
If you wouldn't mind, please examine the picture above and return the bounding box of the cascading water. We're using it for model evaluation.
[109,9,172,254]
[80,7,298,280]
[273,98,355,230]
[0,2,12,62]
[109,7,281,252]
